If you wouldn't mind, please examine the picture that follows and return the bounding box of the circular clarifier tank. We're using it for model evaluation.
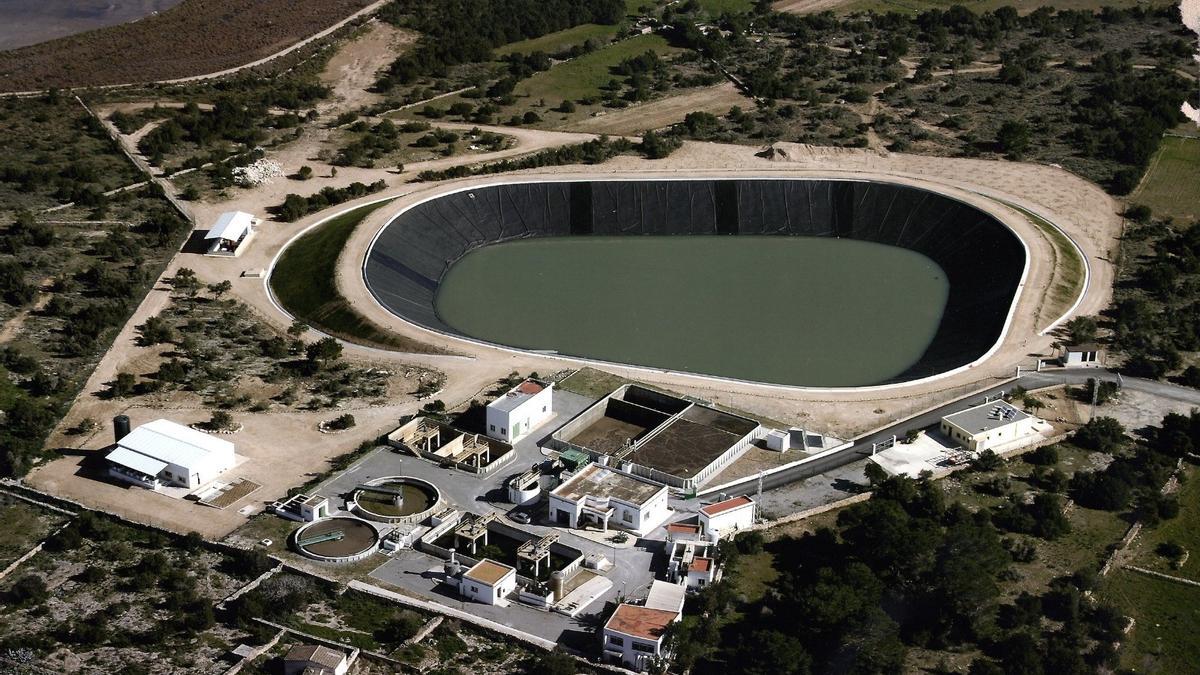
[293,516,380,563]
[350,476,441,524]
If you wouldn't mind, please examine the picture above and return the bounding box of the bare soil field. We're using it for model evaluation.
[319,20,417,114]
[569,82,753,135]
[0,0,374,91]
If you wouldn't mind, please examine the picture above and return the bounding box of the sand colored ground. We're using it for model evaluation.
[318,20,417,114]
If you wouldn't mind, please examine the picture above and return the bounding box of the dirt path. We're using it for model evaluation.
[0,281,52,343]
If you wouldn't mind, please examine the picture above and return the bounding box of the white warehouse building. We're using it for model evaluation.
[106,419,235,490]
[486,379,554,443]
[940,400,1037,453]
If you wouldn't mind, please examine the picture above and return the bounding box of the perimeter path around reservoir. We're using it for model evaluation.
[314,139,1121,437]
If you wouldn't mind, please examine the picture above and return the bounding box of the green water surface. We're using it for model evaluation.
[436,236,950,386]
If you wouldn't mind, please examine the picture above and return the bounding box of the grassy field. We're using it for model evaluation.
[697,0,755,13]
[1129,467,1200,581]
[0,498,68,569]
[1132,135,1200,226]
[269,200,447,354]
[1000,200,1087,329]
[1101,569,1200,673]
[728,550,779,603]
[495,23,624,56]
[516,33,681,102]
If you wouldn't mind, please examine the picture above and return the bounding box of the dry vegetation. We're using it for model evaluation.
[0,0,374,91]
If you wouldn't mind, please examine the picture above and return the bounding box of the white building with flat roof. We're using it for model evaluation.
[486,379,554,442]
[940,400,1037,452]
[698,495,756,538]
[460,558,517,606]
[106,419,234,489]
[549,464,671,536]
[602,580,685,670]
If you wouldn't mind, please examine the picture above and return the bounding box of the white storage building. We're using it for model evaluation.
[698,495,756,538]
[486,378,554,442]
[460,559,517,606]
[106,419,235,489]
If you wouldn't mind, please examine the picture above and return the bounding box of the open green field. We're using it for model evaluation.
[495,23,623,56]
[1102,569,1200,673]
[698,0,754,13]
[516,33,681,102]
[1133,135,1200,226]
[269,200,446,354]
[1130,467,1200,581]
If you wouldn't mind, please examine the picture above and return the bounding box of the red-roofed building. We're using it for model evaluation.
[698,495,756,538]
[602,584,683,670]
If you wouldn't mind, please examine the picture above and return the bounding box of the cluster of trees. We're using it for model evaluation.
[375,0,625,90]
[0,512,272,656]
[669,439,1174,675]
[665,2,1191,187]
[273,180,388,222]
[0,203,188,477]
[417,130,682,181]
[1068,414,1192,525]
[1107,214,1200,381]
[137,78,328,164]
[333,118,408,167]
[418,136,635,181]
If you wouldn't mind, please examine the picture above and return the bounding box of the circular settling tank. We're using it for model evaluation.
[351,476,441,523]
[293,517,380,563]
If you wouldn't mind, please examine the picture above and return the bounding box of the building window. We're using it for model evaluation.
[501,428,506,435]
[622,511,633,523]
[608,636,624,647]
[471,585,478,592]
[542,406,547,412]
[490,424,496,431]
[632,642,655,653]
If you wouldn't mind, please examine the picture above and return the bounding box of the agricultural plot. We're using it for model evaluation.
[0,0,374,91]
[1133,135,1200,226]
